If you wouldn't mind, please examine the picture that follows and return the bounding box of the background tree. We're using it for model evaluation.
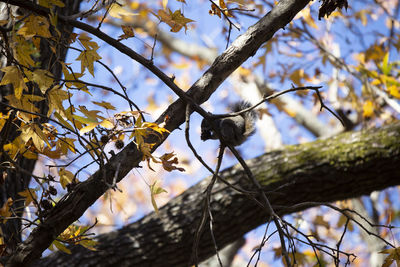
[0,0,399,266]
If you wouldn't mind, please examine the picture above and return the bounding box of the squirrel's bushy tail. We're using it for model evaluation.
[231,101,257,138]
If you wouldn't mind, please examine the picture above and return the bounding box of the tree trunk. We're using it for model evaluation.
[0,0,82,260]
[37,122,400,267]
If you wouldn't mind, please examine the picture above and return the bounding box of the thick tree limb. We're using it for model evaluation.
[37,122,400,267]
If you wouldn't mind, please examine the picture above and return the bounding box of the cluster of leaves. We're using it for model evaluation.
[0,1,188,253]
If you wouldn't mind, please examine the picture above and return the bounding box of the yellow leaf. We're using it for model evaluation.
[51,240,71,254]
[362,100,374,117]
[170,9,194,32]
[79,122,99,135]
[18,189,37,206]
[3,140,20,160]
[59,167,74,189]
[61,63,84,88]
[0,112,7,132]
[47,86,69,117]
[131,115,146,143]
[57,137,76,154]
[0,66,27,99]
[33,123,51,148]
[79,106,104,121]
[78,239,98,251]
[20,124,45,152]
[150,181,167,215]
[92,101,116,110]
[157,9,194,33]
[219,0,227,9]
[142,122,170,135]
[17,15,51,38]
[388,85,400,99]
[12,35,36,67]
[99,119,114,129]
[31,69,54,94]
[109,3,137,19]
[237,67,251,77]
[162,0,168,9]
[54,112,74,132]
[72,114,98,124]
[302,8,318,29]
[353,53,365,64]
[76,48,102,76]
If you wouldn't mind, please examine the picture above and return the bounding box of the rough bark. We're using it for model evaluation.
[37,122,400,267]
[0,0,82,259]
[5,0,312,265]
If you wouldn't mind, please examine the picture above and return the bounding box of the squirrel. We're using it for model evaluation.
[200,101,257,146]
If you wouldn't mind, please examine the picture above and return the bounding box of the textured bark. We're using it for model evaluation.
[0,0,82,260]
[37,122,400,267]
[5,0,312,265]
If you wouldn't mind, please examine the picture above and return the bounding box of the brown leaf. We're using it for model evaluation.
[319,0,348,20]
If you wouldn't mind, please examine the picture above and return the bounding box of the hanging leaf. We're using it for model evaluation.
[149,181,167,215]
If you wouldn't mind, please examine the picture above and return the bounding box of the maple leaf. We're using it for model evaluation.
[18,189,38,207]
[78,122,98,135]
[12,35,36,67]
[57,137,76,154]
[61,63,85,89]
[54,112,74,132]
[131,116,147,145]
[156,8,194,33]
[78,35,98,50]
[3,136,38,160]
[79,106,105,121]
[76,47,102,76]
[0,66,27,99]
[4,94,42,122]
[30,69,55,94]
[20,123,51,152]
[99,119,114,129]
[379,247,400,267]
[47,86,69,117]
[17,15,51,38]
[59,167,75,189]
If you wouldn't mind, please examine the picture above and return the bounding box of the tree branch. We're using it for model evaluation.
[5,0,312,265]
[38,122,400,266]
